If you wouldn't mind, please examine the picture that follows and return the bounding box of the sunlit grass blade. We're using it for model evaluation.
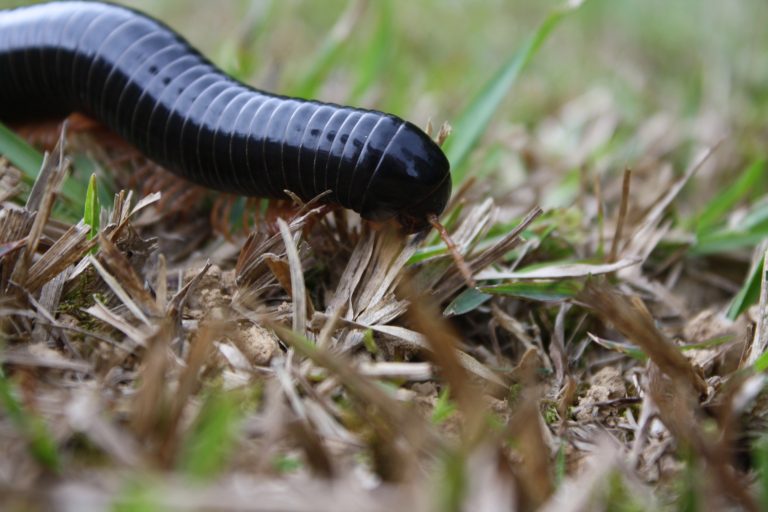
[83,173,100,240]
[0,120,44,179]
[444,288,492,316]
[0,368,60,472]
[694,158,766,235]
[178,390,241,479]
[728,252,763,321]
[694,199,768,255]
[480,280,583,301]
[0,121,85,217]
[442,2,584,182]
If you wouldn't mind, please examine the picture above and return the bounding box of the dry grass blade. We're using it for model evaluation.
[0,349,91,373]
[324,230,374,315]
[84,298,148,348]
[278,218,307,334]
[358,361,433,381]
[506,397,554,508]
[96,234,161,317]
[166,261,211,318]
[24,123,67,212]
[475,257,639,280]
[744,247,768,367]
[429,213,476,288]
[403,281,494,441]
[0,158,22,202]
[88,256,150,326]
[578,279,707,395]
[0,209,34,292]
[235,206,322,294]
[157,318,224,465]
[130,318,176,440]
[10,130,69,287]
[608,167,631,263]
[315,313,504,386]
[647,365,758,511]
[269,323,439,455]
[23,222,93,293]
[621,144,718,261]
[434,206,543,300]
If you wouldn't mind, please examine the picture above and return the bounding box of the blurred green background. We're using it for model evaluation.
[4,0,766,126]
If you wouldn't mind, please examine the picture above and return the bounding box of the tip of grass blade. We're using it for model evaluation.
[84,173,100,241]
[443,2,584,182]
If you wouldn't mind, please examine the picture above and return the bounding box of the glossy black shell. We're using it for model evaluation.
[0,1,451,230]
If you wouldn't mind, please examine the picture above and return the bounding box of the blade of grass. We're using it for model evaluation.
[178,390,241,479]
[727,251,764,321]
[83,173,100,241]
[0,367,60,472]
[0,121,83,217]
[431,386,457,425]
[694,199,768,255]
[442,1,585,181]
[0,120,44,179]
[347,0,393,104]
[695,158,766,235]
[754,435,768,510]
[288,0,366,99]
[480,280,583,302]
[444,288,492,316]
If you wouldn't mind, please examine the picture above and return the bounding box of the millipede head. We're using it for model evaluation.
[360,121,452,233]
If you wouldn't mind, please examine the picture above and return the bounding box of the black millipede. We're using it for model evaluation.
[0,1,451,231]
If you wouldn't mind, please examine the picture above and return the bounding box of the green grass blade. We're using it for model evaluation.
[0,368,60,472]
[0,121,44,179]
[444,288,492,316]
[728,247,766,321]
[694,198,768,255]
[695,158,766,234]
[442,2,584,181]
[178,391,241,479]
[288,0,362,99]
[754,435,768,510]
[347,0,393,104]
[83,173,100,240]
[431,387,457,425]
[480,280,583,302]
[753,346,768,372]
[0,121,85,217]
[694,231,768,255]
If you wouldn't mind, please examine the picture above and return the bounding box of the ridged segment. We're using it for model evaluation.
[0,1,451,228]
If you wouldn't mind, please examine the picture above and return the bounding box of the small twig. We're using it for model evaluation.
[428,213,476,289]
[608,167,631,263]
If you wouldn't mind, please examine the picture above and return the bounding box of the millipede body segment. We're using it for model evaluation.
[0,1,451,231]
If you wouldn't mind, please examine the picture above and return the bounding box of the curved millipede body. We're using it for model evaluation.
[0,1,451,231]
